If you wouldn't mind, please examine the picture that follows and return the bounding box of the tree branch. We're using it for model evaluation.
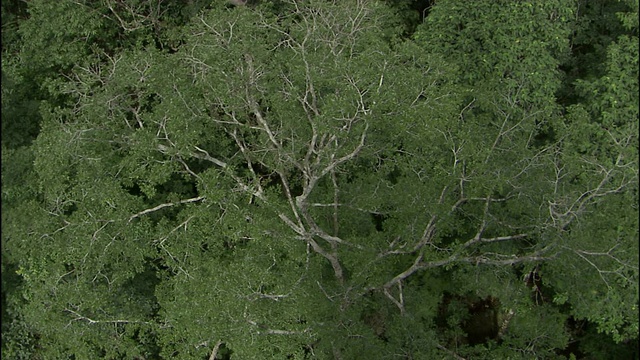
[209,340,222,360]
[64,308,151,327]
[128,196,204,222]
[246,319,310,336]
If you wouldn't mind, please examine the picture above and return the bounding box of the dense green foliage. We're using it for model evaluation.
[2,0,638,359]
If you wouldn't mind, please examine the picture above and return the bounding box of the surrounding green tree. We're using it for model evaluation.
[2,0,638,359]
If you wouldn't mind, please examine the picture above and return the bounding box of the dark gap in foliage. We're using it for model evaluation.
[302,338,320,358]
[523,265,554,306]
[124,182,143,197]
[371,213,388,232]
[556,316,588,359]
[58,263,76,284]
[436,292,501,346]
[362,308,389,342]
[213,343,233,360]
[223,235,251,251]
[123,261,161,307]
[156,173,199,198]
[288,169,305,198]
[252,161,281,189]
[464,296,500,345]
[148,204,182,224]
[1,0,29,24]
[412,0,436,22]
[531,121,557,148]
[205,103,229,121]
[320,257,351,283]
[130,326,162,359]
[386,165,402,185]
[152,257,171,275]
[62,202,78,217]
[141,93,162,113]
[566,319,640,359]
[358,292,395,343]
[383,0,434,38]
[1,72,42,148]
[1,257,24,324]
[181,157,215,176]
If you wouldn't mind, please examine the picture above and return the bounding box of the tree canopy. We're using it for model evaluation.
[2,0,638,359]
